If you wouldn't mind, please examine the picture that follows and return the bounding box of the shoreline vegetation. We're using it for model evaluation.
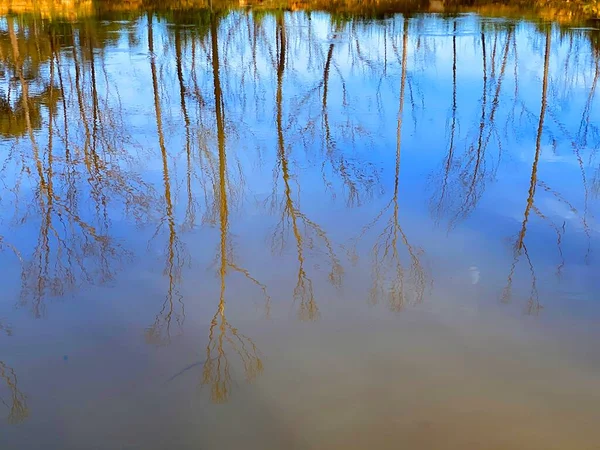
[0,0,599,22]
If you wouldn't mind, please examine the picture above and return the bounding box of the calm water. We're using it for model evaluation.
[1,7,600,449]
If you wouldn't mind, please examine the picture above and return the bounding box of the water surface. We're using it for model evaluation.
[1,6,600,449]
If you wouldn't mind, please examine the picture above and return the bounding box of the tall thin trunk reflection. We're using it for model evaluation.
[501,27,551,314]
[353,17,426,311]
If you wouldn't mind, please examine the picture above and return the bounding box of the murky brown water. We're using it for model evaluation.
[1,4,600,449]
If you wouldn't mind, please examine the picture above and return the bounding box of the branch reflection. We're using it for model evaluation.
[272,13,343,321]
[353,18,427,312]
[0,324,29,424]
[0,5,599,412]
[1,17,154,317]
[145,13,187,346]
[501,26,551,315]
[200,13,267,403]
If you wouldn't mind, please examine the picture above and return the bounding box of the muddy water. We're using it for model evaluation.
[0,8,599,449]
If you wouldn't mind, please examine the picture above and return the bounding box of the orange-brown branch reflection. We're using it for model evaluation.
[200,14,267,403]
[501,27,551,315]
[0,18,154,316]
[0,361,28,424]
[272,14,343,321]
[145,14,187,345]
[445,25,513,228]
[353,18,427,312]
[0,324,28,424]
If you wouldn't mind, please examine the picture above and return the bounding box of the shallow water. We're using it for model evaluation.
[1,7,600,449]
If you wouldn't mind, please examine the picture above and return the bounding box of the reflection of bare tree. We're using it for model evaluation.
[353,19,426,312]
[429,24,515,229]
[0,324,28,424]
[590,58,600,198]
[175,26,200,233]
[448,26,512,227]
[200,14,267,403]
[548,53,599,262]
[431,19,458,222]
[531,198,566,278]
[273,15,378,208]
[0,236,22,265]
[319,21,374,207]
[1,17,148,317]
[271,14,343,321]
[145,14,187,346]
[0,361,28,424]
[501,28,551,315]
[0,320,12,337]
[0,16,157,318]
